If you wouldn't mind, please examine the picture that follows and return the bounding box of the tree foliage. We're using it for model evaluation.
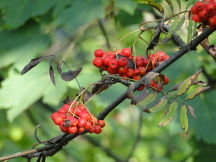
[0,0,216,161]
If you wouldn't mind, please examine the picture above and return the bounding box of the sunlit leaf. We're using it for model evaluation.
[185,86,210,100]
[180,105,189,133]
[159,101,178,127]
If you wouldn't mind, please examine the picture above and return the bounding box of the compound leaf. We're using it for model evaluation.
[159,101,178,127]
[180,105,189,133]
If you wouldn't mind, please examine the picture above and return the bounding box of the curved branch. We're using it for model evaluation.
[0,27,215,162]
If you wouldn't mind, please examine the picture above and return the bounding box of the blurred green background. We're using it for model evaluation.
[0,0,216,161]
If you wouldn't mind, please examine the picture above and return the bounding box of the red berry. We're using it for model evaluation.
[127,69,134,77]
[94,49,104,57]
[79,112,91,121]
[84,121,92,130]
[133,75,141,80]
[198,9,208,20]
[51,112,60,120]
[68,116,78,126]
[150,80,158,89]
[89,126,95,133]
[77,118,86,128]
[191,5,198,14]
[93,57,103,67]
[107,67,117,74]
[58,104,69,113]
[97,120,105,128]
[163,76,169,85]
[121,48,131,57]
[108,59,118,69]
[54,116,64,125]
[118,66,127,74]
[59,124,69,133]
[94,125,102,134]
[133,69,139,75]
[118,57,128,67]
[136,60,143,67]
[78,127,85,133]
[68,126,78,134]
[138,84,145,91]
[143,58,150,66]
[209,16,216,28]
[192,14,201,22]
[138,67,146,76]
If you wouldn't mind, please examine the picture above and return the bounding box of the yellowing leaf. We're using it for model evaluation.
[132,0,164,14]
[185,86,210,100]
[159,101,178,127]
[148,97,168,113]
[177,69,202,96]
[177,78,192,96]
[180,105,189,133]
[188,105,197,119]
[138,92,157,107]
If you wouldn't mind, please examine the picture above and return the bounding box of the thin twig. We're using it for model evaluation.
[98,19,111,49]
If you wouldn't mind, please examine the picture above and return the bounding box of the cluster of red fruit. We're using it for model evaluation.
[92,48,170,91]
[191,0,216,28]
[51,102,105,134]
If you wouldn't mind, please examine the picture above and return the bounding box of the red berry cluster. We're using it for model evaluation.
[92,48,170,91]
[51,102,105,134]
[191,0,216,28]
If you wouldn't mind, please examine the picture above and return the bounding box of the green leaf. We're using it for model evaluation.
[131,0,164,15]
[147,97,168,113]
[185,86,210,100]
[55,0,105,32]
[159,101,178,127]
[187,18,194,43]
[42,80,68,106]
[166,14,185,39]
[177,0,181,11]
[189,91,216,144]
[0,63,50,121]
[0,0,59,29]
[180,105,189,133]
[0,25,49,69]
[115,0,138,15]
[177,78,192,96]
[177,69,202,96]
[138,92,157,107]
[165,0,174,13]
